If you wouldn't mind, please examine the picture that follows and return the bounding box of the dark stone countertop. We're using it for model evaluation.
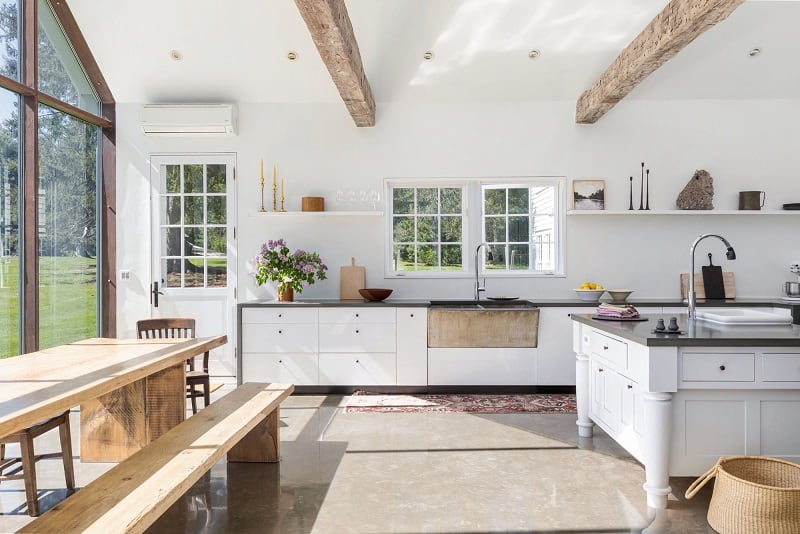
[239,297,799,309]
[571,313,800,347]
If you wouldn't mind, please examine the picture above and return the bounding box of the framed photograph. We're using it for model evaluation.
[572,179,605,210]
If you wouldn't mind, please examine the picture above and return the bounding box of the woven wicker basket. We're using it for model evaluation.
[686,456,800,534]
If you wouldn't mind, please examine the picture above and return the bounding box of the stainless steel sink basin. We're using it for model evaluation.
[429,299,537,310]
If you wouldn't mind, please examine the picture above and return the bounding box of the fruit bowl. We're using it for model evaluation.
[358,288,393,301]
[574,289,606,302]
[606,289,634,303]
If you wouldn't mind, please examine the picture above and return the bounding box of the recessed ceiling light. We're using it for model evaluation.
[528,49,541,60]
[287,51,298,61]
[169,50,183,61]
[748,48,761,57]
[423,51,434,60]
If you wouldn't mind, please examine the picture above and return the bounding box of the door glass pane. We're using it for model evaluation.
[0,1,20,81]
[207,164,225,193]
[184,259,204,287]
[183,196,203,224]
[163,258,180,288]
[162,227,181,256]
[0,88,19,357]
[162,196,181,224]
[185,227,204,256]
[163,165,180,193]
[37,0,99,114]
[184,164,203,193]
[207,196,225,224]
[38,104,98,349]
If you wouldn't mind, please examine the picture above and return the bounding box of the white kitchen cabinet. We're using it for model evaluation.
[535,307,584,385]
[318,353,396,385]
[396,308,428,385]
[242,353,318,385]
[428,348,536,385]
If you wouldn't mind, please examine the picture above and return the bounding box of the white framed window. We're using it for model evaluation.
[385,177,565,278]
[386,183,467,274]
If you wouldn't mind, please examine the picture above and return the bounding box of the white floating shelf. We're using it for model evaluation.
[567,210,798,216]
[249,210,383,217]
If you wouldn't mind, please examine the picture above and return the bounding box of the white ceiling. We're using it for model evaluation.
[67,0,800,105]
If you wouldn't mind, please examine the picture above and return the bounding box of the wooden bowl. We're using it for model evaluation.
[358,288,393,301]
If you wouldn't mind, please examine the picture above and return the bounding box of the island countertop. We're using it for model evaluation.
[571,313,800,347]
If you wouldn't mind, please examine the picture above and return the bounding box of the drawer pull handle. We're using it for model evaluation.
[355,313,359,318]
[598,368,604,372]
[719,365,726,371]
[603,345,609,350]
[355,330,360,334]
[627,384,633,389]
[410,313,414,318]
[278,330,282,334]
[278,313,282,318]
[355,359,360,363]
[278,359,283,363]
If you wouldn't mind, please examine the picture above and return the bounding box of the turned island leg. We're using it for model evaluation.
[642,391,673,509]
[575,352,594,438]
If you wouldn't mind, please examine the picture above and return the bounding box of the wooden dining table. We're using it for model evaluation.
[0,336,227,462]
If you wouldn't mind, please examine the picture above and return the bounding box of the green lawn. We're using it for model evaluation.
[0,256,97,358]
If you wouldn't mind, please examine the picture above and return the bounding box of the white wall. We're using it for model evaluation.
[115,99,800,335]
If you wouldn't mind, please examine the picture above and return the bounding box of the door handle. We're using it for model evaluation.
[151,281,165,307]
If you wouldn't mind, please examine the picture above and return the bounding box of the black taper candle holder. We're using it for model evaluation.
[629,176,634,210]
[639,162,644,210]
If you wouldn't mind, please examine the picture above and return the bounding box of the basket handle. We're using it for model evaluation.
[685,461,720,499]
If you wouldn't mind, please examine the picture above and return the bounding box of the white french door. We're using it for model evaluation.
[149,154,237,376]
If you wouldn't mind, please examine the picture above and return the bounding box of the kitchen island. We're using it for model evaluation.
[571,313,800,509]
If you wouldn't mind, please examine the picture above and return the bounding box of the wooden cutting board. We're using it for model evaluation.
[680,272,736,299]
[340,257,365,300]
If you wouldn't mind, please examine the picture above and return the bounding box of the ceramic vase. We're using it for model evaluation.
[277,285,294,302]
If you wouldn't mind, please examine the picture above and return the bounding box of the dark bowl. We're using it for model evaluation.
[358,288,393,301]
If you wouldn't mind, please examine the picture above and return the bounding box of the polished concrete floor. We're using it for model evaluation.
[0,388,717,533]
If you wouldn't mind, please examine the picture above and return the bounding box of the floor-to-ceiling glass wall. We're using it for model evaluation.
[0,87,19,357]
[0,0,111,356]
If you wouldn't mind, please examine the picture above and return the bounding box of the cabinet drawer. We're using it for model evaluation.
[763,353,800,382]
[590,332,627,369]
[242,353,318,385]
[427,348,536,386]
[318,307,396,324]
[682,353,755,382]
[242,323,318,353]
[318,353,397,385]
[319,323,396,352]
[242,307,318,324]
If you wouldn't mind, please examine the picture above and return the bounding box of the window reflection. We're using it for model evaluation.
[38,104,99,349]
[0,87,19,357]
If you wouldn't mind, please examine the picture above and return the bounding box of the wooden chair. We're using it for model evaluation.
[136,317,211,414]
[0,410,75,516]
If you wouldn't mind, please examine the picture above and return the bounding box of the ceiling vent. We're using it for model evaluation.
[140,104,237,136]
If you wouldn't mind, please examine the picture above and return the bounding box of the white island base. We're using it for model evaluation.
[573,318,800,509]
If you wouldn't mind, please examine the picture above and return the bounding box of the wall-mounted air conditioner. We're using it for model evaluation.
[140,104,237,136]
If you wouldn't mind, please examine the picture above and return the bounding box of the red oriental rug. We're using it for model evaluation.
[344,391,576,414]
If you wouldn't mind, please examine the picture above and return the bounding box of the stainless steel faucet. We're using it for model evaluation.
[688,234,736,319]
[475,243,487,300]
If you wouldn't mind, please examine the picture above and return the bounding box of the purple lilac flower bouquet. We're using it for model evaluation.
[253,239,328,294]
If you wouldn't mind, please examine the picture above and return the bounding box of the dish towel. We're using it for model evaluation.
[595,303,640,318]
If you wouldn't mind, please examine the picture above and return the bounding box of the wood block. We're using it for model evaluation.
[680,272,736,299]
[228,408,280,463]
[145,363,185,442]
[301,196,324,211]
[80,380,146,463]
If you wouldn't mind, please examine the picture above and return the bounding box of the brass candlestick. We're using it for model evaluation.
[271,164,278,212]
[259,159,266,212]
[280,177,286,212]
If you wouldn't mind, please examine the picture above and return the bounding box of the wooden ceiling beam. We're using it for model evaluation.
[295,0,375,127]
[575,0,745,124]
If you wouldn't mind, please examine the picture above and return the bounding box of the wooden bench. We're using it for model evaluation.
[21,382,294,534]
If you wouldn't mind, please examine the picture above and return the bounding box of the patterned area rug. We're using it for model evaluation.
[344,391,577,414]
